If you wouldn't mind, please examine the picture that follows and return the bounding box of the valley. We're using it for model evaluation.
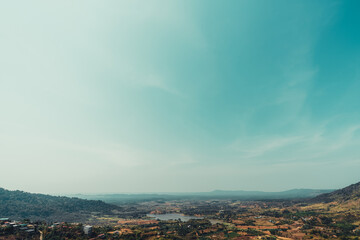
[1,182,360,239]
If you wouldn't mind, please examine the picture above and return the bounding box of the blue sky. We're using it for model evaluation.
[1,0,359,194]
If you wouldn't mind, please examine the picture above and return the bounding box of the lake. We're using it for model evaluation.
[147,213,203,222]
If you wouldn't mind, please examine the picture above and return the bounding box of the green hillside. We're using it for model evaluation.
[0,188,121,222]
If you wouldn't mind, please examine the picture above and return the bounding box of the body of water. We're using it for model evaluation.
[147,213,203,222]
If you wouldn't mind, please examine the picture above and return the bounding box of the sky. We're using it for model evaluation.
[1,0,360,194]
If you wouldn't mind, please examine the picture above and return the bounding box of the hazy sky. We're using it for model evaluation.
[1,0,360,194]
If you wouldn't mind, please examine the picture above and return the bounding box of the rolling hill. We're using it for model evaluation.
[311,181,360,203]
[0,187,121,222]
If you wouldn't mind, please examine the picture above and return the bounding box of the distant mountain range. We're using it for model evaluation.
[0,188,121,222]
[206,188,333,198]
[70,188,334,203]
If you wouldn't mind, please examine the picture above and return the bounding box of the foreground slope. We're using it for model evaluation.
[0,188,121,222]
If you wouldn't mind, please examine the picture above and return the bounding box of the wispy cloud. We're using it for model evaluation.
[226,122,360,165]
[141,74,184,97]
[227,136,303,159]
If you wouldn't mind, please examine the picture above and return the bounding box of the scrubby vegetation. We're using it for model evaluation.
[0,188,121,222]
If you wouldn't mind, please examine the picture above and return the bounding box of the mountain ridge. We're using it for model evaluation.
[68,188,334,203]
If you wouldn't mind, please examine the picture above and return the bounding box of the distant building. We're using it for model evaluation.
[0,218,10,223]
[51,222,60,228]
[25,229,35,234]
[83,225,92,235]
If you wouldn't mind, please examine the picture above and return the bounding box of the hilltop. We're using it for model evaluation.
[0,188,121,222]
[311,181,360,203]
